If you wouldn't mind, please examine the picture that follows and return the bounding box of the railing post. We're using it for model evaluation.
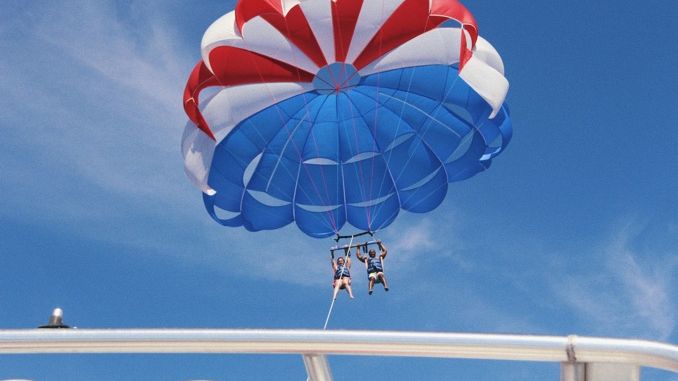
[562,335,585,381]
[560,362,585,381]
[303,354,333,381]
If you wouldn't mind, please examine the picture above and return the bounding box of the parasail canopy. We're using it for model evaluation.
[182,0,512,238]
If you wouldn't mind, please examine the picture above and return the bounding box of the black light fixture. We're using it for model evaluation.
[38,308,70,329]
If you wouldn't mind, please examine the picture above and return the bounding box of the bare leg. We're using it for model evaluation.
[379,273,389,291]
[368,277,375,295]
[344,279,354,299]
[332,282,342,300]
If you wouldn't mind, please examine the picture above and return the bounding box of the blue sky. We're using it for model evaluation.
[1,1,677,380]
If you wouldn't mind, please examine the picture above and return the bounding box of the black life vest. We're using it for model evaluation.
[335,264,350,279]
[367,256,383,273]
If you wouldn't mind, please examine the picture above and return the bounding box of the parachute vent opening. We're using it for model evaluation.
[384,133,415,152]
[243,153,263,186]
[444,103,475,126]
[247,190,290,207]
[303,157,338,165]
[348,194,394,208]
[446,132,474,163]
[401,169,441,192]
[345,151,379,164]
[296,203,341,213]
[213,205,240,220]
[488,134,503,150]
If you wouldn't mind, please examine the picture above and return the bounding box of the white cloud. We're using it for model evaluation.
[382,213,476,273]
[0,1,199,222]
[605,226,676,339]
[555,222,677,340]
[384,218,438,274]
[390,219,438,252]
[229,229,331,287]
[34,2,189,114]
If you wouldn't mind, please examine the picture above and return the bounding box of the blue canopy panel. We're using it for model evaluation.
[203,64,512,238]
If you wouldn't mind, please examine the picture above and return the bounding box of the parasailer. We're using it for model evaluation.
[181,0,513,239]
[356,241,389,295]
[331,252,354,299]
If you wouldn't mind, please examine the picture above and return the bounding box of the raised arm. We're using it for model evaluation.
[378,241,388,258]
[355,245,366,262]
[331,256,337,272]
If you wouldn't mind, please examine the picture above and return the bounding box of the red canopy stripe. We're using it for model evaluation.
[351,0,479,70]
[351,0,443,70]
[430,0,478,69]
[331,0,364,62]
[184,47,315,140]
[208,46,315,86]
[183,61,221,141]
[235,0,328,68]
